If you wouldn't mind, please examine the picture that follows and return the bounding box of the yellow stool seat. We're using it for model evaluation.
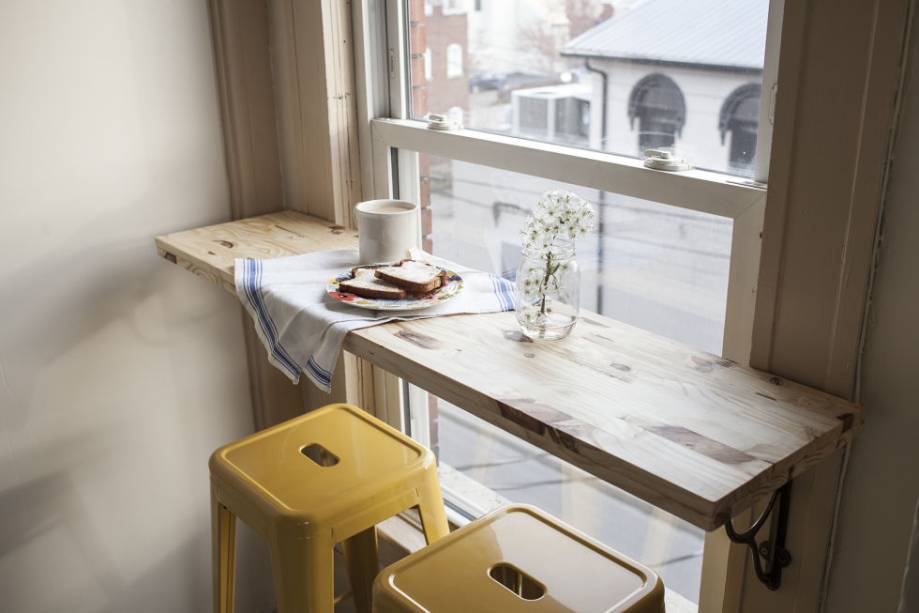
[373,505,664,613]
[210,403,449,613]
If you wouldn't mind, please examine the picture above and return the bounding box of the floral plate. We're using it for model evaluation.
[326,266,463,311]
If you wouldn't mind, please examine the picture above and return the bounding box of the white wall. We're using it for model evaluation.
[823,12,919,612]
[0,2,272,612]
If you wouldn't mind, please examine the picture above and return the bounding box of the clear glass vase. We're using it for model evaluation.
[515,239,580,340]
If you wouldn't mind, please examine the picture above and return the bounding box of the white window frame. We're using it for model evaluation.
[352,0,784,602]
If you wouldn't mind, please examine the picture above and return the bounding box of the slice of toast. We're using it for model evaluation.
[374,260,445,294]
[338,268,406,299]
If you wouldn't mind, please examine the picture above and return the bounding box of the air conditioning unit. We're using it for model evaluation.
[511,84,593,146]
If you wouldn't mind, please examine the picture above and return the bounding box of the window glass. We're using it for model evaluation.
[416,154,732,354]
[407,0,770,176]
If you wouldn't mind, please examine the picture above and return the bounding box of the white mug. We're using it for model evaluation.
[355,199,419,264]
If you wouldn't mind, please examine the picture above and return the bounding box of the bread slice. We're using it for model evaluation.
[338,268,406,299]
[374,260,445,294]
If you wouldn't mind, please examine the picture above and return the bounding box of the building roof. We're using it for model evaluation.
[561,0,768,72]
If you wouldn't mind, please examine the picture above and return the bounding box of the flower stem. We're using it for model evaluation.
[539,251,552,316]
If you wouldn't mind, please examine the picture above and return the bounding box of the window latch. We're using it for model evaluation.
[426,113,461,131]
[643,149,691,172]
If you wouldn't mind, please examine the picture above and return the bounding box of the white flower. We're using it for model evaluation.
[520,190,595,256]
[517,191,596,314]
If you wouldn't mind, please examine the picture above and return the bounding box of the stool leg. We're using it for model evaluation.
[417,485,450,544]
[342,527,379,613]
[269,531,334,613]
[211,491,237,613]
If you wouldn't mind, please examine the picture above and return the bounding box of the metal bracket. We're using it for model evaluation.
[724,482,792,590]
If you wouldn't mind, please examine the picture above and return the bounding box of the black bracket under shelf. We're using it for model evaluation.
[724,482,792,590]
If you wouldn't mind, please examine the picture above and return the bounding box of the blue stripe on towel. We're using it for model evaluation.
[305,356,332,387]
[242,259,300,379]
[491,275,516,311]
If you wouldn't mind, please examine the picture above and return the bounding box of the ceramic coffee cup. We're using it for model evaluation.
[355,199,420,264]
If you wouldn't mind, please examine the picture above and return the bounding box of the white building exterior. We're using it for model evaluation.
[561,0,768,175]
[595,63,760,173]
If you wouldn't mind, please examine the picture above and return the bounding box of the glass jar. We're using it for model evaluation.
[515,238,580,340]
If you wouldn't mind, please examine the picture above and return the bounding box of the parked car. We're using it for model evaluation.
[469,71,565,101]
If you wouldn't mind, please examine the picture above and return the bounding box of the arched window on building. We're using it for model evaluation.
[627,74,686,153]
[446,44,463,78]
[719,84,761,175]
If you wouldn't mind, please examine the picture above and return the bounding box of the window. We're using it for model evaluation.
[442,0,467,16]
[423,48,432,82]
[358,0,780,605]
[446,43,463,78]
[628,74,685,153]
[720,84,762,176]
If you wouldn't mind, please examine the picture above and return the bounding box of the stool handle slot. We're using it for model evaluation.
[488,563,546,601]
[300,443,340,467]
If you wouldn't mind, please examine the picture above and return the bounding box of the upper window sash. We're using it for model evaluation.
[369,0,784,190]
[371,117,765,220]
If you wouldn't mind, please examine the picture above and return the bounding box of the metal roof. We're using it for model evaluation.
[561,0,768,72]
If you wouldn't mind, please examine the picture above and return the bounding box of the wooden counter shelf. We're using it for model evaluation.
[156,210,862,532]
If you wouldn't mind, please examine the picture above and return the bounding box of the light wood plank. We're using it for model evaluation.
[345,313,859,530]
[155,211,862,531]
[155,210,358,293]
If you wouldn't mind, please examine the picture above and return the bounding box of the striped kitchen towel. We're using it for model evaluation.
[235,248,516,392]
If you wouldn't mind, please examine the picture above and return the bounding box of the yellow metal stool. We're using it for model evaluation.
[373,504,664,613]
[209,403,449,613]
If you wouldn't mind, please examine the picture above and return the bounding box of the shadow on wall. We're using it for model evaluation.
[0,208,276,611]
[0,205,225,432]
[0,467,276,612]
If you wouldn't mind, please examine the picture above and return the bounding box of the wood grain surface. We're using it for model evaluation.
[156,211,862,530]
[155,210,357,292]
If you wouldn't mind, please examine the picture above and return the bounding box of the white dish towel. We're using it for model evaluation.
[235,248,516,392]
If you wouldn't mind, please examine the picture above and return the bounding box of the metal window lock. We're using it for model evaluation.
[643,149,691,172]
